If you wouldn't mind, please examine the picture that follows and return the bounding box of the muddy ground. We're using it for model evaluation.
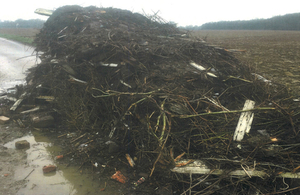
[0,123,29,195]
[0,35,38,195]
[1,29,300,194]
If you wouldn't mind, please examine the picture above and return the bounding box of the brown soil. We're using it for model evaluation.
[0,28,40,38]
[194,30,300,94]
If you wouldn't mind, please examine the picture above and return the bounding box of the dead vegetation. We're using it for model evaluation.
[22,5,300,194]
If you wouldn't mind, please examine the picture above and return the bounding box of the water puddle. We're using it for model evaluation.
[1,39,124,195]
[4,131,104,195]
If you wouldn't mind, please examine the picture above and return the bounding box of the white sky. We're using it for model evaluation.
[0,0,299,26]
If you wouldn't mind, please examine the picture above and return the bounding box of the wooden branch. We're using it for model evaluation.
[174,107,275,118]
[172,159,300,179]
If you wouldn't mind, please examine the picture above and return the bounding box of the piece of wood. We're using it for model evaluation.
[171,159,300,179]
[20,106,40,114]
[0,116,10,124]
[34,8,54,16]
[233,100,255,141]
[36,96,55,102]
[16,119,25,128]
[171,159,266,178]
[225,49,247,53]
[189,61,217,78]
[68,75,87,84]
[10,92,27,111]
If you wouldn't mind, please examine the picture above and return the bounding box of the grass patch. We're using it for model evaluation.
[0,33,35,45]
[0,28,40,46]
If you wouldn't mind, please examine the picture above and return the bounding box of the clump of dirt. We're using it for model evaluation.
[22,5,300,194]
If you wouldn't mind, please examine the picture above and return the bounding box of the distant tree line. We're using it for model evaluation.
[183,13,300,30]
[0,19,45,28]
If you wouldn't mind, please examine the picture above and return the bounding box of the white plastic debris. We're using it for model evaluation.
[207,72,218,78]
[120,80,132,88]
[189,61,206,71]
[100,62,118,67]
[251,73,271,84]
[189,61,218,78]
[50,59,59,63]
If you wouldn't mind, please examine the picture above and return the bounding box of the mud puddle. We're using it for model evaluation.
[0,38,127,195]
[4,130,105,195]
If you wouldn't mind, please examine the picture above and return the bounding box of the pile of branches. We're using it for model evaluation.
[27,5,300,194]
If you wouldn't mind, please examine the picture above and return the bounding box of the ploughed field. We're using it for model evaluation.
[0,28,39,37]
[194,30,300,95]
[0,28,40,44]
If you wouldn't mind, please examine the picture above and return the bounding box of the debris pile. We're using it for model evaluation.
[20,5,300,194]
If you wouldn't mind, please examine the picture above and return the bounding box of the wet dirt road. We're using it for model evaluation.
[0,38,38,93]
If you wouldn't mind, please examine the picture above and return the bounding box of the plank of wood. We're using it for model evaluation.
[233,100,255,141]
[171,159,300,179]
[10,92,27,111]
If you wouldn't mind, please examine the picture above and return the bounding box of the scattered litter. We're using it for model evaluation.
[125,154,135,167]
[111,171,128,184]
[42,165,57,173]
[55,155,64,160]
[132,177,145,189]
[251,73,272,84]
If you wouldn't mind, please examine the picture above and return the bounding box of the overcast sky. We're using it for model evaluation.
[0,0,299,26]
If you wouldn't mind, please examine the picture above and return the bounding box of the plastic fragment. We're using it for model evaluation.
[125,154,135,167]
[111,171,128,184]
[55,155,64,160]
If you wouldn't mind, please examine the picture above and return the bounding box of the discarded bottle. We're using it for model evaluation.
[133,177,145,189]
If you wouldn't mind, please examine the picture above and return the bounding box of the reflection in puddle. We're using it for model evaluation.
[4,131,102,195]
